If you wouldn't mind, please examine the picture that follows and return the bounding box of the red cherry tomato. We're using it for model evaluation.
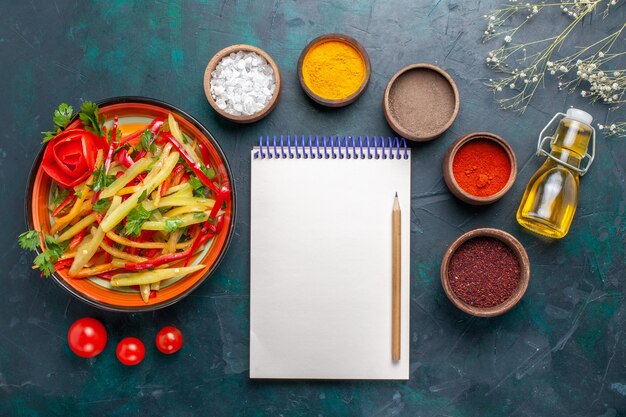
[67,318,107,358]
[155,326,183,354]
[116,337,145,366]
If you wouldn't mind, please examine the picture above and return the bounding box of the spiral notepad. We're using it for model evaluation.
[250,136,411,379]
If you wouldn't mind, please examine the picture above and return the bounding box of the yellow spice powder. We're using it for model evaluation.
[302,39,366,100]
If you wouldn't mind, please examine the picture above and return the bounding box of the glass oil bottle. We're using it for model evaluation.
[516,108,596,239]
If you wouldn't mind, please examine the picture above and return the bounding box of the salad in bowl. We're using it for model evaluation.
[20,98,235,311]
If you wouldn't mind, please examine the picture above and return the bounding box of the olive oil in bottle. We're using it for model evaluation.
[517,108,596,239]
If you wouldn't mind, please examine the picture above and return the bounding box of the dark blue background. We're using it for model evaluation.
[0,1,624,416]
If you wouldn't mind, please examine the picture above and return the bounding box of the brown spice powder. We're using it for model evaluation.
[448,237,520,308]
[388,68,456,136]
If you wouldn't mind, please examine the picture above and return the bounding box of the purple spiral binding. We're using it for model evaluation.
[254,135,409,160]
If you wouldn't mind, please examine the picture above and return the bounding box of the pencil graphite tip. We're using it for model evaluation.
[395,192,398,197]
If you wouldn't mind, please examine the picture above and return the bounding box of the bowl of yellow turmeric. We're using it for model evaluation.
[297,33,371,107]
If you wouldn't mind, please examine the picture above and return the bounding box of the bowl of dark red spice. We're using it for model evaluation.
[441,228,530,317]
[443,132,517,205]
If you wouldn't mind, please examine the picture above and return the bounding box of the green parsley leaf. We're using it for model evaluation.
[53,103,73,130]
[18,230,40,251]
[78,101,106,137]
[41,131,58,144]
[89,166,116,193]
[50,186,71,207]
[200,166,216,179]
[41,103,75,143]
[193,212,206,219]
[182,133,192,145]
[164,218,184,233]
[34,252,55,277]
[92,198,112,213]
[44,235,66,261]
[188,175,204,191]
[124,205,153,237]
[193,188,207,198]
[114,142,131,153]
[137,190,148,204]
[178,228,192,242]
[140,129,155,153]
[189,175,208,197]
[25,233,67,277]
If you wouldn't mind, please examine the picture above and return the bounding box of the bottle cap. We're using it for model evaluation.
[566,108,593,126]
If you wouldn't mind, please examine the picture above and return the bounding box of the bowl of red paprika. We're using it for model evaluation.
[443,132,517,205]
[25,97,236,312]
[440,228,530,317]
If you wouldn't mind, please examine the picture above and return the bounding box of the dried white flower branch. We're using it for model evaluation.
[483,0,625,137]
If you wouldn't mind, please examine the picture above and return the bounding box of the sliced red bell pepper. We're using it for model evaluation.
[207,186,231,227]
[140,230,157,240]
[128,245,139,256]
[142,248,160,258]
[97,269,125,280]
[103,236,113,263]
[178,173,190,186]
[125,229,214,271]
[116,148,134,168]
[103,117,119,174]
[131,172,146,186]
[54,258,74,270]
[172,167,186,187]
[133,149,147,162]
[197,142,211,164]
[124,249,190,271]
[92,119,118,204]
[160,164,185,196]
[118,118,164,147]
[68,228,88,250]
[126,230,156,256]
[51,192,76,217]
[184,231,215,266]
[162,132,220,194]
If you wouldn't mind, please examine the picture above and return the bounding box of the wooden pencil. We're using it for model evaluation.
[392,192,401,361]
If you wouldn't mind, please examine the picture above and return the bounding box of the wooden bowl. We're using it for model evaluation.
[25,97,236,312]
[297,33,371,107]
[443,132,517,205]
[203,44,281,123]
[383,64,459,141]
[440,228,530,317]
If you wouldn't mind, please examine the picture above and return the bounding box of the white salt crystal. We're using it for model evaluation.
[210,51,276,116]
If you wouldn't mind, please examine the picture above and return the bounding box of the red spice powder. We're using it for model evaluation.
[448,237,520,308]
[452,139,511,197]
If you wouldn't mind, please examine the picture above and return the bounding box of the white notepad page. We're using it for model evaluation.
[250,147,411,379]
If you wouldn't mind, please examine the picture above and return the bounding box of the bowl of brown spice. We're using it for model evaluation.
[440,228,530,317]
[383,63,459,141]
